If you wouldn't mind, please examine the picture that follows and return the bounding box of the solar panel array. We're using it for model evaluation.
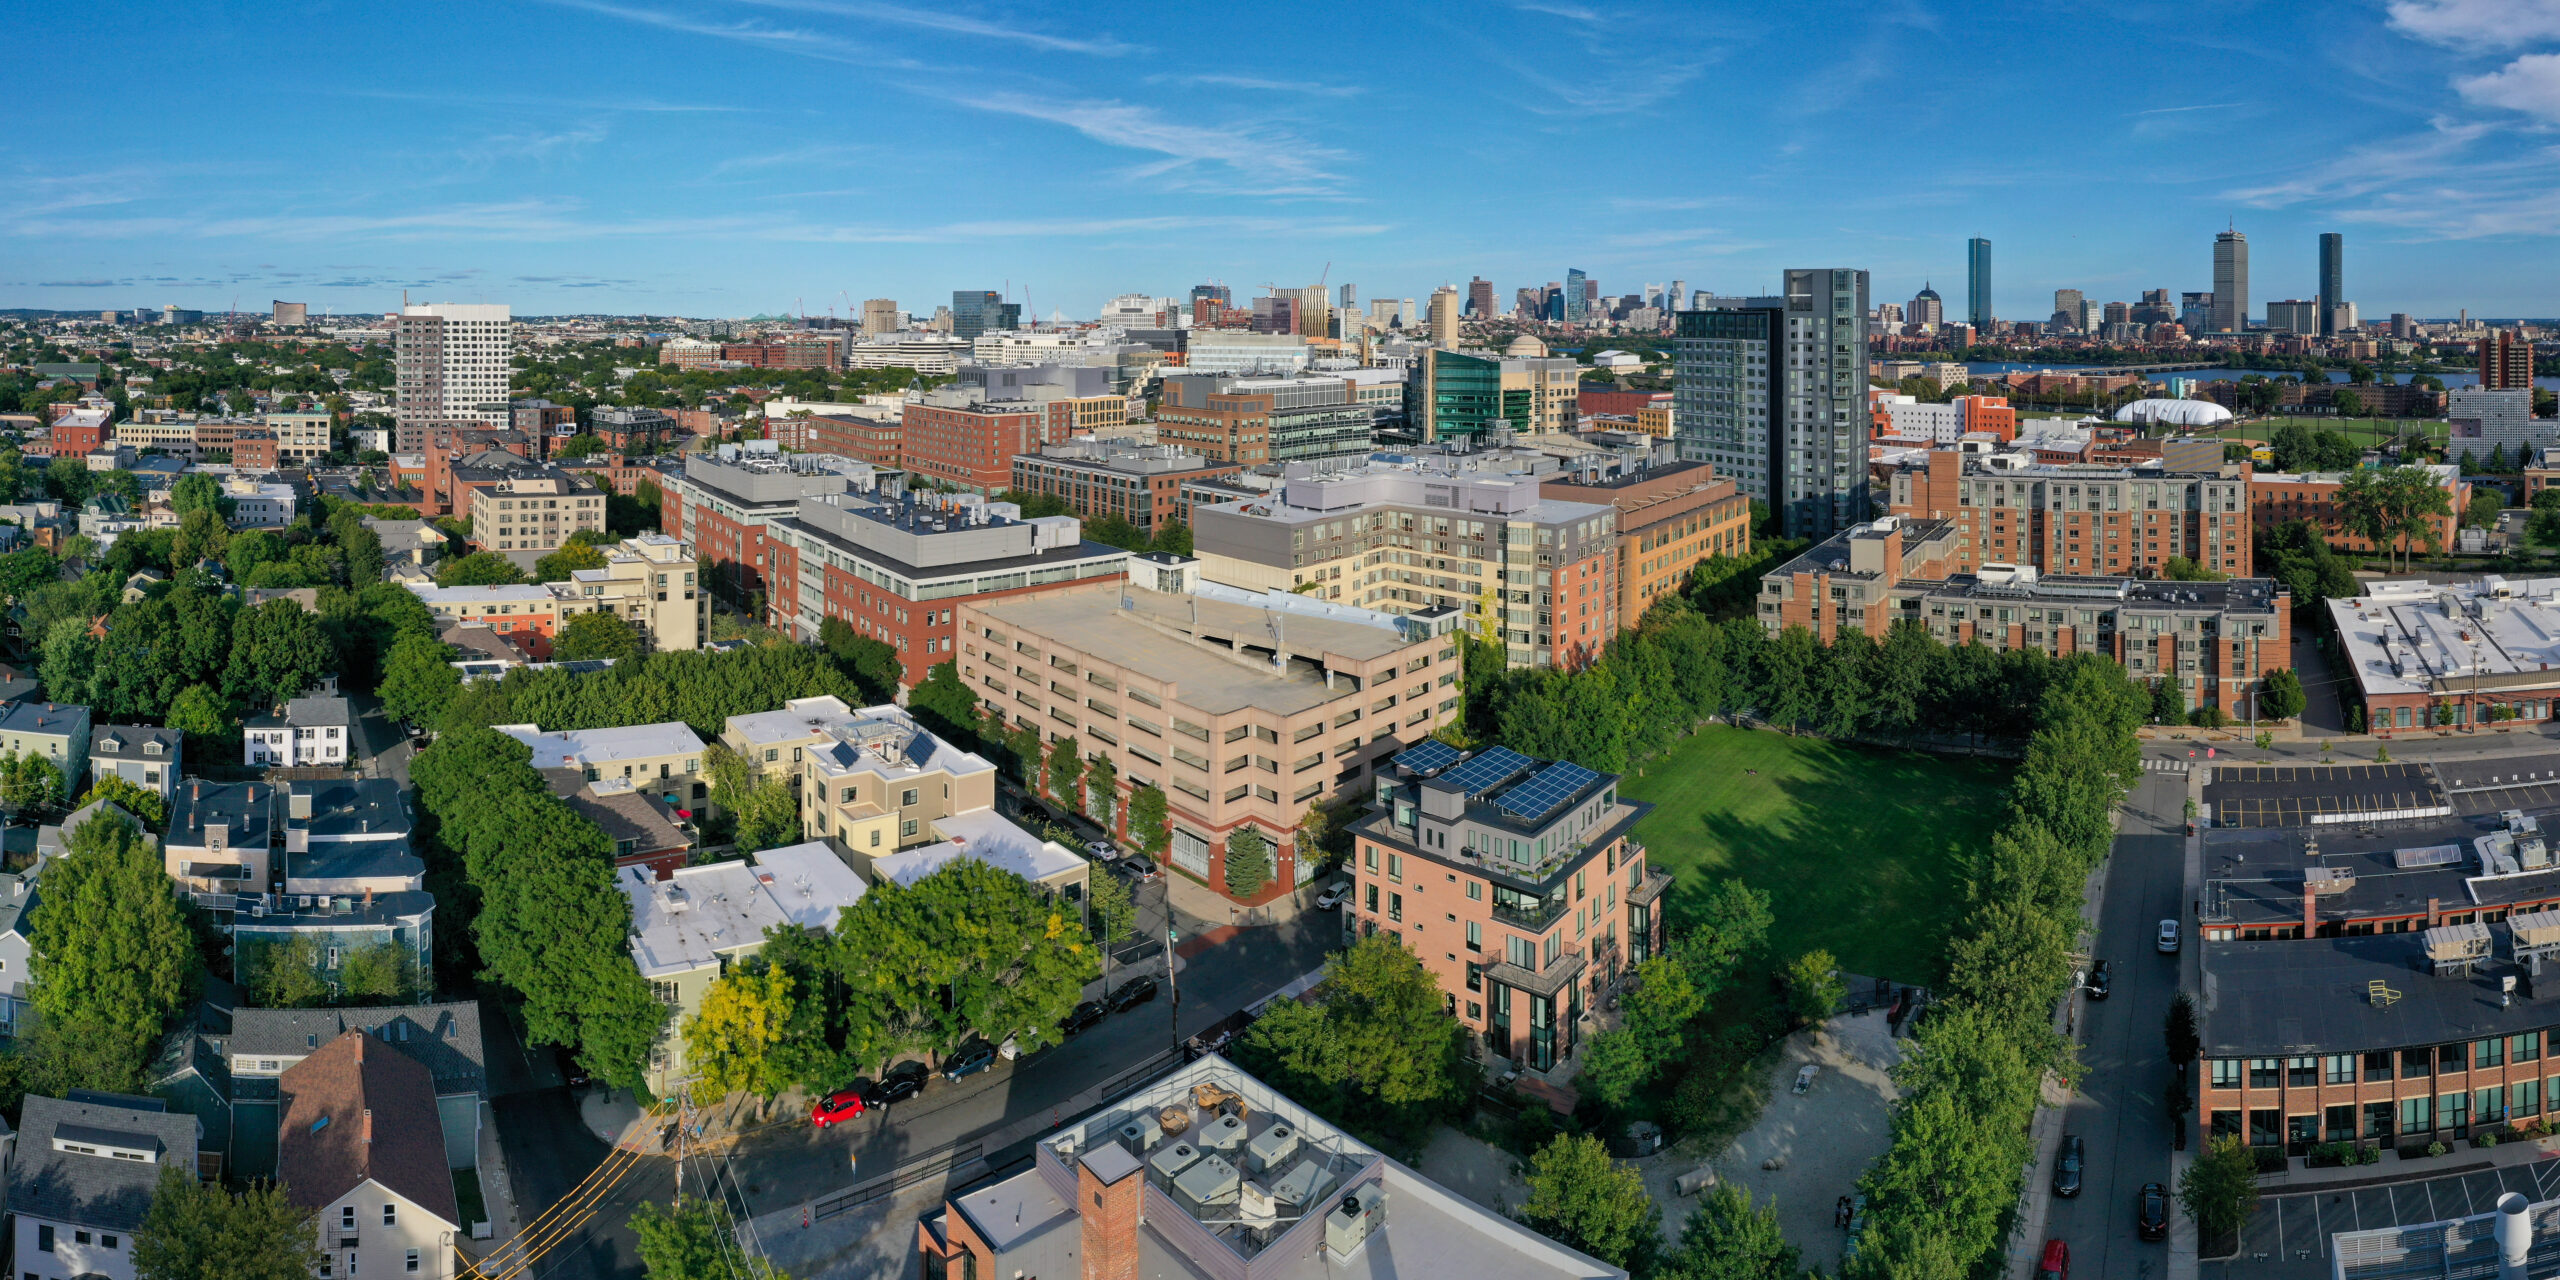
[1441,746,1536,797]
[1390,739,1462,776]
[1496,760,1605,823]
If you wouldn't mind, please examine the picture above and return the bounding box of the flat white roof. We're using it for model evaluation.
[2330,575,2560,699]
[749,841,869,932]
[876,809,1084,887]
[621,855,859,978]
[723,696,858,749]
[496,722,705,768]
[408,583,562,606]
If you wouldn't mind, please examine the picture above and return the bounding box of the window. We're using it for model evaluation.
[1465,881,1483,902]
[36,1225,53,1252]
[2442,1043,2467,1071]
[1364,884,1378,913]
[2443,1090,2470,1131]
[101,1235,117,1250]
[342,1206,357,1230]
[2402,1047,2433,1077]
[2287,1057,2317,1088]
[2248,1058,2278,1089]
[1465,920,1481,951]
[2325,1055,2354,1085]
[2478,1038,2507,1070]
[407,1250,421,1273]
[383,1203,397,1226]
[2519,1033,2543,1064]
[2522,1078,2544,1118]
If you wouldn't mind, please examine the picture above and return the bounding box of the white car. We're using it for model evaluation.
[1087,840,1118,861]
[1315,879,1351,910]
[2157,918,2181,953]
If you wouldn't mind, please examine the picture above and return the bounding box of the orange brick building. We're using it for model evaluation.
[1889,448,2254,578]
[1541,461,1752,626]
[2250,464,2468,557]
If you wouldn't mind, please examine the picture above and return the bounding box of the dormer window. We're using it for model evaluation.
[144,741,162,756]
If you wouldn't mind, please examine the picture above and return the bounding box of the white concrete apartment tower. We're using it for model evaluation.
[395,303,513,454]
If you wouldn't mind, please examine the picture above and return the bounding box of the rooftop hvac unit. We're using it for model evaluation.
[1246,1121,1301,1171]
[1325,1186,1384,1259]
[2512,908,2560,950]
[2524,838,2551,871]
[1238,1179,1278,1229]
[2424,921,2494,967]
[2303,866,2356,896]
[1200,1112,1248,1152]
[1172,1153,1241,1208]
[1149,1141,1200,1180]
[1117,1112,1162,1151]
[1270,1157,1333,1212]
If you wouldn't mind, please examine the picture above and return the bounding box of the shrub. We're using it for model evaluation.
[2478,1131,2500,1148]
[2428,1140,2449,1158]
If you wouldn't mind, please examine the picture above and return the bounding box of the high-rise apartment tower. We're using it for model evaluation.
[394,302,512,454]
[2317,233,2344,337]
[1675,268,1870,539]
[1966,238,1993,330]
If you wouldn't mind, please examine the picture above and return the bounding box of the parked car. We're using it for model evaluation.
[2035,1238,2069,1280]
[1114,856,1161,884]
[2052,1134,2084,1198]
[1087,839,1118,861]
[1106,976,1160,1012]
[809,1087,867,1128]
[2137,1181,2170,1240]
[2085,960,2111,1000]
[2157,918,2182,953]
[1060,1000,1106,1036]
[942,1041,1000,1082]
[1315,879,1350,910]
[865,1060,929,1108]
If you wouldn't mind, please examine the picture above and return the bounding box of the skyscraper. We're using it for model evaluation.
[1296,285,1330,339]
[951,290,1006,340]
[1564,269,1589,324]
[2052,289,2086,330]
[860,298,899,336]
[1339,282,1357,312]
[1907,283,1943,329]
[1674,267,1870,539]
[1427,285,1461,348]
[1467,277,1494,317]
[394,302,512,455]
[2482,332,2534,390]
[1670,279,1687,312]
[1966,238,1993,329]
[2212,230,2248,333]
[2318,233,2345,336]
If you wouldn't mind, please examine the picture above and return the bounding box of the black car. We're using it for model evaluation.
[1061,1000,1106,1036]
[2052,1134,2085,1198]
[2137,1180,2170,1240]
[864,1060,930,1108]
[1106,976,1160,1012]
[943,1041,1000,1082]
[2085,960,2111,1001]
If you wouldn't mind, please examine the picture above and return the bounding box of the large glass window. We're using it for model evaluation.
[2210,1059,2241,1089]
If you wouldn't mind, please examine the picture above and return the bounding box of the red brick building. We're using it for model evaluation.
[1888,448,2254,578]
[803,411,904,469]
[1007,440,1241,533]
[231,429,279,471]
[2251,464,2467,558]
[660,453,877,607]
[899,390,1060,493]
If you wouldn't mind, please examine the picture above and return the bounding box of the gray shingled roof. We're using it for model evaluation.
[8,1093,200,1233]
[224,1003,486,1097]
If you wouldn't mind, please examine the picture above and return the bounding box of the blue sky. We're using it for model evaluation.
[5,0,2556,320]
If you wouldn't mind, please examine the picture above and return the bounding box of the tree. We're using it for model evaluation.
[2332,389,2365,418]
[173,505,230,566]
[227,598,332,709]
[2165,992,2202,1064]
[132,1166,320,1280]
[1580,956,1704,1108]
[2151,677,2183,724]
[535,539,610,582]
[1224,827,1271,898]
[2162,555,2226,581]
[1087,868,1136,946]
[1658,1183,1800,1280]
[436,551,526,587]
[1520,1133,1662,1274]
[340,522,385,584]
[1785,949,1844,1026]
[1232,934,1471,1154]
[685,962,799,1100]
[1148,521,1194,556]
[705,742,799,852]
[27,811,196,1089]
[2180,1133,2261,1242]
[0,546,58,600]
[167,683,236,759]
[2465,491,2504,529]
[1044,735,1085,808]
[0,749,64,814]
[337,941,422,1004]
[77,774,166,829]
[378,633,462,727]
[2258,668,2307,722]
[1082,754,1118,830]
[630,1198,793,1280]
[1127,783,1169,855]
[242,935,331,1008]
[554,610,643,663]
[818,617,901,700]
[825,858,1095,1061]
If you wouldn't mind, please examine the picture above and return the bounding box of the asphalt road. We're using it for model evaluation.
[489,875,1341,1280]
[2041,767,2187,1277]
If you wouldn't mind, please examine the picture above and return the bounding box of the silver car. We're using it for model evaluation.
[1315,879,1350,910]
[2157,918,2181,953]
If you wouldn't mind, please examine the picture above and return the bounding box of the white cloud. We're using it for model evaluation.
[951,92,1349,191]
[2386,0,2560,49]
[2460,53,2560,122]
[2227,119,2560,238]
[1146,73,1362,98]
[727,0,1138,55]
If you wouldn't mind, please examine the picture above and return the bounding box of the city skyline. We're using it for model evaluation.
[4,1,2557,319]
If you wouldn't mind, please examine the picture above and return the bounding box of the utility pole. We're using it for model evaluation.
[1166,917,1183,1059]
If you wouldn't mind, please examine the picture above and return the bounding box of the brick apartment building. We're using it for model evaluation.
[1542,460,1752,626]
[1155,372,1373,466]
[659,453,879,607]
[1888,449,2255,578]
[590,406,679,453]
[1756,517,2292,716]
[899,390,1060,493]
[959,564,1458,905]
[1347,742,1671,1074]
[759,487,1129,680]
[231,429,279,471]
[1009,439,1242,533]
[2251,464,2467,558]
[721,336,840,369]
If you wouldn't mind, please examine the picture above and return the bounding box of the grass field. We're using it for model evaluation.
[1619,725,2010,984]
[2193,417,2451,449]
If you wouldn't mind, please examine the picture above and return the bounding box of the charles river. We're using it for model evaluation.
[1960,361,2560,393]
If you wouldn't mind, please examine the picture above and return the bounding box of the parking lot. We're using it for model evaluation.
[2204,763,2447,828]
[2204,1157,2560,1279]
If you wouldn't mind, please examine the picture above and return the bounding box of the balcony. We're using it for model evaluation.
[1490,896,1567,932]
[1485,948,1588,998]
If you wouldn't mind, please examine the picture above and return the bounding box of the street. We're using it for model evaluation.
[487,872,1341,1280]
[2041,766,2186,1277]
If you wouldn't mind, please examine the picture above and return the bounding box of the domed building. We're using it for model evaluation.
[2111,398,2235,428]
[1908,282,1944,328]
[1502,334,1548,358]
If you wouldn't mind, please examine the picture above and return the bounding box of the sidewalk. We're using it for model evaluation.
[2169,763,2205,1280]
[2259,1127,2560,1193]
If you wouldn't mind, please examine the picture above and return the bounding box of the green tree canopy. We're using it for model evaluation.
[27,811,197,1089]
[132,1166,320,1280]
[1224,827,1271,898]
[1657,1183,1800,1280]
[1520,1133,1662,1274]
[535,539,609,582]
[436,551,527,588]
[553,610,643,663]
[1233,934,1471,1155]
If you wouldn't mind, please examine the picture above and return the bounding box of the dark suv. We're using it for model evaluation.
[2052,1134,2084,1198]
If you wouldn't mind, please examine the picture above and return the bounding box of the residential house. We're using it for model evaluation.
[550,773,694,882]
[279,1033,463,1279]
[8,1091,203,1280]
[496,722,708,814]
[244,689,354,767]
[0,702,91,801]
[89,725,181,803]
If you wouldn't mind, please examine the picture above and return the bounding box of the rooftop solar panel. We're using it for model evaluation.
[1496,760,1605,823]
[1441,746,1536,796]
[1390,739,1462,776]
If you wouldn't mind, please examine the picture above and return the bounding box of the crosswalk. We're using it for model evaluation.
[2143,758,2193,773]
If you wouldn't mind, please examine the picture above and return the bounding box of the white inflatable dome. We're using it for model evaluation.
[2111,398,2234,427]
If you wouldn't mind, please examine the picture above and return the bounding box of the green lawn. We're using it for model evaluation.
[1619,726,2010,985]
[2195,417,2451,449]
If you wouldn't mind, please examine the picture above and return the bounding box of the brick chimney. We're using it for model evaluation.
[1079,1149,1141,1280]
[2428,896,2442,928]
[2303,882,2317,938]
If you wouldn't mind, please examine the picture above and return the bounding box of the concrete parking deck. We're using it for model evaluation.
[2204,1154,2560,1279]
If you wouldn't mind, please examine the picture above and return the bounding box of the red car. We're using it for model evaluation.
[2035,1238,2069,1280]
[810,1088,867,1128]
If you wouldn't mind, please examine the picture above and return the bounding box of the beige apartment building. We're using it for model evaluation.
[957,562,1462,905]
[262,410,333,463]
[564,532,706,651]
[467,466,607,554]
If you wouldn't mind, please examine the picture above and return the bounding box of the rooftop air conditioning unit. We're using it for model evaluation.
[1325,1186,1384,1259]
